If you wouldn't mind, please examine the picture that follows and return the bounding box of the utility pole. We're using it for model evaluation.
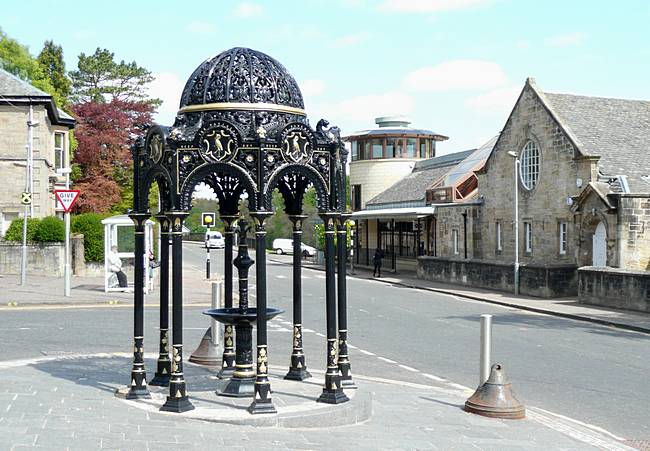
[20,103,35,286]
[508,151,520,295]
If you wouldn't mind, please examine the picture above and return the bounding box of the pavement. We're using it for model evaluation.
[0,352,636,450]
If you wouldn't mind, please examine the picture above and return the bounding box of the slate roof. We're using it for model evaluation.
[0,68,51,98]
[0,68,75,127]
[540,89,650,193]
[366,149,474,207]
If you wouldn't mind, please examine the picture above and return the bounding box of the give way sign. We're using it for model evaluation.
[54,190,80,213]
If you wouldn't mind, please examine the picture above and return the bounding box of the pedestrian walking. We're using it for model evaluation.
[373,248,384,277]
[108,245,128,289]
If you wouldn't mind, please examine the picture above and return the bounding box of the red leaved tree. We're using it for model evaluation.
[71,100,153,213]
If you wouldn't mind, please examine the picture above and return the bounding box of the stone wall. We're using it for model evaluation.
[475,83,594,267]
[0,242,64,276]
[579,266,650,312]
[418,256,577,298]
[434,204,481,259]
[617,195,650,271]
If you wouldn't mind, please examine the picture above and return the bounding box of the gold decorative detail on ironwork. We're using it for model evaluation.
[202,129,235,161]
[282,130,311,163]
[178,102,306,116]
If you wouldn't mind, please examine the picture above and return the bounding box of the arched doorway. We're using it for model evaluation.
[592,222,607,266]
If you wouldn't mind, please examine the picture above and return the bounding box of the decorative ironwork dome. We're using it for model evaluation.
[178,47,305,116]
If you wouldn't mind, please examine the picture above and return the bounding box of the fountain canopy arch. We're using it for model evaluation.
[133,47,347,216]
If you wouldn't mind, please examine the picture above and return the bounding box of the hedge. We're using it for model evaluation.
[34,216,64,242]
[3,218,41,242]
[71,213,106,262]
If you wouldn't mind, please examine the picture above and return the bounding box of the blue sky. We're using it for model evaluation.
[4,0,650,153]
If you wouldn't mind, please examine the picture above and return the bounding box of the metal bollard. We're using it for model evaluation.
[480,314,492,386]
[211,281,222,346]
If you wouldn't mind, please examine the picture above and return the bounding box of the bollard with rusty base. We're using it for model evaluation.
[464,363,525,419]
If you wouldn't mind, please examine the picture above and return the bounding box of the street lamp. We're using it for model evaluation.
[507,151,520,295]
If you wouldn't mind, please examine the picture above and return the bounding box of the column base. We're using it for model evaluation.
[339,362,357,389]
[284,366,312,381]
[217,376,256,398]
[317,389,349,405]
[124,386,151,400]
[160,395,195,413]
[149,359,172,387]
[248,399,277,415]
[216,366,235,380]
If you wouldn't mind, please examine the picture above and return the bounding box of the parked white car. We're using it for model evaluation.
[205,231,225,249]
[272,238,316,257]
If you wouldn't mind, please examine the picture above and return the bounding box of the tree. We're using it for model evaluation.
[37,40,71,109]
[71,100,154,213]
[0,28,64,106]
[70,48,159,105]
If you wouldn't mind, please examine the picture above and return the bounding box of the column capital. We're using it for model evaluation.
[250,211,274,228]
[129,211,151,231]
[155,214,171,231]
[166,211,189,234]
[220,215,239,228]
[319,212,339,230]
[289,214,308,230]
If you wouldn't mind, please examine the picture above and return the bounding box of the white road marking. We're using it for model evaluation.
[347,344,357,349]
[422,373,446,382]
[358,308,369,313]
[358,349,375,356]
[398,364,419,372]
[303,328,315,333]
[314,332,325,337]
[377,357,397,364]
[275,275,287,279]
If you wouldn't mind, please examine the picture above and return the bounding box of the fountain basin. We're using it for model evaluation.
[203,307,285,324]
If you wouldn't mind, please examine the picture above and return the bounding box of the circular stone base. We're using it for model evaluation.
[118,363,372,428]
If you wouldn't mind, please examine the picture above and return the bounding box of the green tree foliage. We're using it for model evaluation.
[3,218,41,242]
[71,213,106,262]
[34,216,64,242]
[69,48,159,105]
[0,29,65,107]
[37,40,71,109]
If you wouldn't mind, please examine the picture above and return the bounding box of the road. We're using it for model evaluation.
[2,242,648,442]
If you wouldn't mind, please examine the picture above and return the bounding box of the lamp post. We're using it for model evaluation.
[507,151,520,296]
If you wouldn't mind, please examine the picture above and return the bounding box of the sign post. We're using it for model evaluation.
[202,212,216,279]
[55,184,80,297]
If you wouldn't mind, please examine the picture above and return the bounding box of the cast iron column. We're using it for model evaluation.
[317,213,349,404]
[219,221,256,397]
[285,215,311,381]
[150,214,171,386]
[217,215,237,379]
[160,211,194,413]
[249,211,276,414]
[126,212,151,399]
[337,215,356,388]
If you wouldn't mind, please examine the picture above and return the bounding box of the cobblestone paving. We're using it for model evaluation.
[0,354,632,450]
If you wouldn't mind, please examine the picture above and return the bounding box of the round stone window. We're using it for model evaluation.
[519,140,540,190]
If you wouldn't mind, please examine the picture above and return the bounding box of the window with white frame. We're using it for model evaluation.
[520,140,540,190]
[54,132,65,170]
[559,222,568,255]
[453,229,459,255]
[496,221,502,252]
[524,222,532,253]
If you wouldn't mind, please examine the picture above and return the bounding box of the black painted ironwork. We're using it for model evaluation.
[150,215,172,387]
[131,47,351,413]
[160,212,195,413]
[317,214,349,404]
[337,215,356,388]
[125,212,151,400]
[285,215,311,381]
[216,216,237,379]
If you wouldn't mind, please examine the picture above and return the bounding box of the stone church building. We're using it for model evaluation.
[419,78,650,302]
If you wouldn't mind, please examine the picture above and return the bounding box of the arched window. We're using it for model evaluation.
[520,140,540,190]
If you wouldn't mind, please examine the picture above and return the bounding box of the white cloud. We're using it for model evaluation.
[516,39,529,49]
[465,84,521,114]
[301,79,325,97]
[545,32,587,47]
[378,0,489,12]
[186,20,216,34]
[315,91,414,122]
[148,72,185,125]
[334,31,372,47]
[233,2,264,17]
[402,60,508,92]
